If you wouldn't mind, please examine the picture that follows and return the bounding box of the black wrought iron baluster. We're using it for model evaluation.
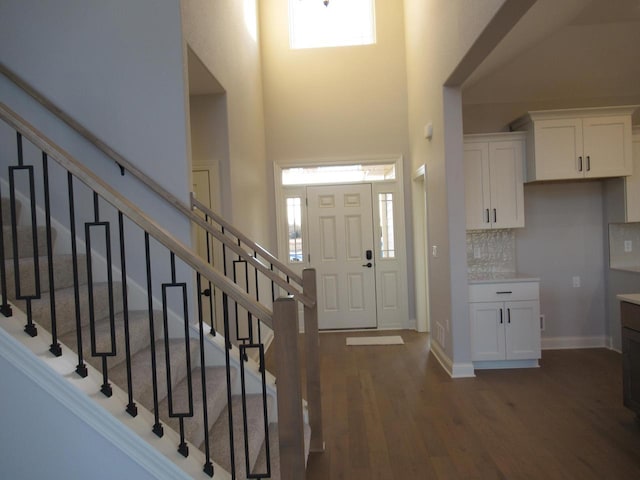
[42,153,61,356]
[253,250,261,346]
[85,192,116,397]
[204,214,215,336]
[196,273,215,477]
[9,135,40,337]
[240,344,271,479]
[68,173,87,377]
[162,252,193,457]
[222,292,237,476]
[0,179,12,317]
[233,258,251,360]
[118,211,137,417]
[145,232,163,437]
[270,264,275,304]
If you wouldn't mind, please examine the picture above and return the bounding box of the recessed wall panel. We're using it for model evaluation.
[320,216,337,261]
[345,215,363,260]
[322,275,339,312]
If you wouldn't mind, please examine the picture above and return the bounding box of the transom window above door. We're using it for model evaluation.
[281,163,395,185]
[288,0,376,50]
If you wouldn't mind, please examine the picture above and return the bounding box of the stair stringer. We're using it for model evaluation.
[0,307,232,480]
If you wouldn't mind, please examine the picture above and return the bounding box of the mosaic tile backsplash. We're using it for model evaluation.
[467,229,516,276]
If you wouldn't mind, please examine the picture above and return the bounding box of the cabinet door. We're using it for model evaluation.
[464,142,491,230]
[470,302,506,361]
[504,300,541,360]
[489,140,525,229]
[533,118,583,180]
[625,135,640,222]
[583,115,632,178]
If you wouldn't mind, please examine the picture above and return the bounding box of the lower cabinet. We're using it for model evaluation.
[469,281,541,369]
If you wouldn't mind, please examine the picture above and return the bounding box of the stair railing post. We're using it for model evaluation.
[303,268,324,452]
[273,295,306,479]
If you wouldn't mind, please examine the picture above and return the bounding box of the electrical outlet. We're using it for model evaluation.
[572,276,581,288]
[473,246,481,259]
[625,240,633,253]
[540,314,545,331]
[432,245,438,257]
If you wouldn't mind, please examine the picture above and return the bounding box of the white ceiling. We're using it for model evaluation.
[462,0,640,107]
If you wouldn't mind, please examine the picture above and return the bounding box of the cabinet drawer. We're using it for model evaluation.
[469,282,539,302]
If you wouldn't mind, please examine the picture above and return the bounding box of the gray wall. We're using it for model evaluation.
[515,182,607,343]
[0,356,167,480]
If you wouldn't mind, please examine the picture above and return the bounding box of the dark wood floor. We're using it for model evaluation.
[292,331,640,480]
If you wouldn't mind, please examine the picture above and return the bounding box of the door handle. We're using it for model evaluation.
[362,262,373,268]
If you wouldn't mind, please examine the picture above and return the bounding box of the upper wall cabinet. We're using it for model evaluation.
[623,128,640,222]
[464,132,525,230]
[511,106,637,182]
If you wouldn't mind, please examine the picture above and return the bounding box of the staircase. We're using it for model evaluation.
[0,92,321,479]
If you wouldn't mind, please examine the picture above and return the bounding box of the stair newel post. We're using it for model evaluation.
[303,268,324,453]
[42,153,61,356]
[273,295,306,479]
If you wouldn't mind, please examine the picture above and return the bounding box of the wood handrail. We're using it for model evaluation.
[0,102,274,328]
[0,63,305,300]
[191,194,303,286]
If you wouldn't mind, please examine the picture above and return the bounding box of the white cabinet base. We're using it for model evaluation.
[473,359,539,370]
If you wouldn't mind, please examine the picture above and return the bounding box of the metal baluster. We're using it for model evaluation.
[253,250,262,346]
[233,258,250,361]
[197,273,215,477]
[204,214,216,336]
[85,193,116,397]
[118,211,137,417]
[10,133,40,337]
[68,173,87,377]
[222,292,237,476]
[42,153,61,356]
[270,264,275,304]
[162,252,193,457]
[239,344,271,479]
[0,175,13,317]
[145,232,163,437]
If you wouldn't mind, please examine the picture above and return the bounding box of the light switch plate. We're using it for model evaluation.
[625,240,633,253]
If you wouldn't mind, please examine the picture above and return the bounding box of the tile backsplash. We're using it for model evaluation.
[467,229,516,275]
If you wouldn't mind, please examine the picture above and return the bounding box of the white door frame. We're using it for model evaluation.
[274,155,410,331]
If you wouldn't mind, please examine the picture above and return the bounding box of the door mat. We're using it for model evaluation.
[346,335,404,346]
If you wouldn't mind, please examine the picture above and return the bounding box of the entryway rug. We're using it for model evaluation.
[346,335,404,346]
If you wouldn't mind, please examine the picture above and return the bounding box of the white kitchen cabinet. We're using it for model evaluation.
[464,133,525,230]
[623,128,640,222]
[511,106,636,182]
[469,280,541,369]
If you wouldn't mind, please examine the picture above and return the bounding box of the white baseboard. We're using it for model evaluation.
[541,335,608,350]
[430,339,475,378]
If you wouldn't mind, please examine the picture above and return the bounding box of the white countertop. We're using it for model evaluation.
[468,272,540,284]
[617,293,640,306]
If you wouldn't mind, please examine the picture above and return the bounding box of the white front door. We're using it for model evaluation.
[307,184,377,329]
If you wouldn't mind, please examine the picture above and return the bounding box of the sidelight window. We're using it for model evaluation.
[286,196,304,262]
[378,192,395,258]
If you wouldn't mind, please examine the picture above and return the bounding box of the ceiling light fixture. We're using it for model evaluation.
[323,0,329,6]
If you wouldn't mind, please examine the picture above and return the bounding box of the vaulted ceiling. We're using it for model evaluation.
[463,0,640,111]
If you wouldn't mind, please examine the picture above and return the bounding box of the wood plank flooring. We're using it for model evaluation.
[280,331,640,480]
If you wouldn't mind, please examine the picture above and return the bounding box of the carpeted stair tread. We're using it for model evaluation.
[160,365,234,450]
[3,254,87,296]
[2,225,52,259]
[1,197,20,225]
[10,281,123,337]
[110,338,200,411]
[207,394,273,479]
[253,422,312,480]
[58,309,162,371]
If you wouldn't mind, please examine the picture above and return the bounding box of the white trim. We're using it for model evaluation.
[541,335,608,350]
[473,359,539,370]
[430,339,475,378]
